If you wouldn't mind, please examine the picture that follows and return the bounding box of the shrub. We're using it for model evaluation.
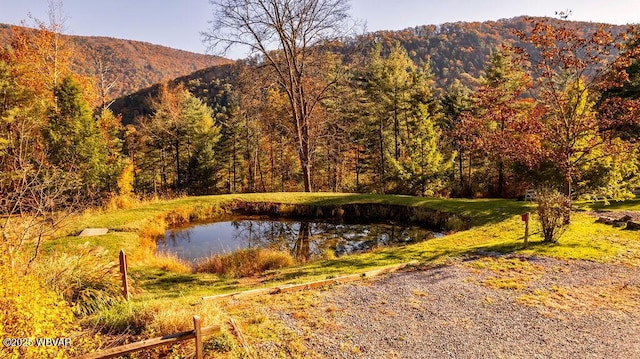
[139,217,167,249]
[90,302,151,335]
[188,203,223,221]
[104,194,138,210]
[0,257,76,359]
[206,332,236,353]
[195,248,295,277]
[536,188,572,243]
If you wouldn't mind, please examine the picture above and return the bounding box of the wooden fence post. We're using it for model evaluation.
[119,250,129,301]
[193,316,203,359]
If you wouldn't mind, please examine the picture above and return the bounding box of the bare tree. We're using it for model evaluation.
[90,47,120,111]
[202,0,353,192]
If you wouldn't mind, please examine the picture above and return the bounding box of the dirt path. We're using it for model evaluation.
[272,256,640,358]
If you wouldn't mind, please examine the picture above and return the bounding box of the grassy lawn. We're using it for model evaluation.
[44,193,640,304]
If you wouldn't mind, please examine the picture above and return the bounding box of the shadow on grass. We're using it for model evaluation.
[131,268,231,294]
[471,240,553,255]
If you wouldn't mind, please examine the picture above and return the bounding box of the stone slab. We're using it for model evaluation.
[78,228,109,237]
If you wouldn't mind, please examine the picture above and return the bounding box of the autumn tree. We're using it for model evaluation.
[0,57,79,269]
[9,0,72,101]
[96,108,127,193]
[517,17,630,198]
[203,0,353,192]
[0,1,102,268]
[459,47,543,196]
[318,56,366,192]
[594,26,640,198]
[90,47,120,111]
[233,63,263,192]
[211,83,245,193]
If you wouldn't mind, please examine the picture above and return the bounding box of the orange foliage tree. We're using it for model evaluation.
[516,17,633,198]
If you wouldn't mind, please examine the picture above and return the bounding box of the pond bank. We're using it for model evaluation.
[224,200,470,231]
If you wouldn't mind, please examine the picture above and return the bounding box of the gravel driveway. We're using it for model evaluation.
[273,256,640,358]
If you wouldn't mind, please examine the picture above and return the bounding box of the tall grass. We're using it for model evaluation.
[195,248,295,277]
[91,299,223,336]
[141,252,192,273]
[32,246,123,316]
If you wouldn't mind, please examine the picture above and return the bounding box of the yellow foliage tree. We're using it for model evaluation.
[117,159,135,196]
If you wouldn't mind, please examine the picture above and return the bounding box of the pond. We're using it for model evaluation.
[157,217,443,262]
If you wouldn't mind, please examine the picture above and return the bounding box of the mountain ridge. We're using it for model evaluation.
[0,23,232,99]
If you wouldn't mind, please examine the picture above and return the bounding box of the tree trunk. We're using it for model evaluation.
[497,159,504,197]
[379,117,385,193]
[160,148,167,191]
[393,83,400,162]
[280,146,285,192]
[301,152,312,192]
[458,149,464,189]
[245,115,255,192]
[564,172,573,224]
[174,138,180,190]
[270,137,275,191]
[232,138,237,193]
[467,155,472,197]
[299,115,312,192]
[355,147,360,189]
[257,147,267,192]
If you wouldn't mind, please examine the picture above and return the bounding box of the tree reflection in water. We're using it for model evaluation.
[158,218,440,262]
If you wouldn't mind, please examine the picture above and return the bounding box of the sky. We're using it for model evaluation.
[1,0,640,59]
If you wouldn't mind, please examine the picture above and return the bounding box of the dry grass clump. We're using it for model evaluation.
[143,252,192,273]
[92,299,223,337]
[33,246,123,316]
[195,248,295,277]
[104,194,139,210]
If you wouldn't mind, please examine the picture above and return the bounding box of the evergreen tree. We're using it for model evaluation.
[182,93,221,194]
[363,43,449,194]
[138,83,220,195]
[45,75,109,196]
[440,79,473,193]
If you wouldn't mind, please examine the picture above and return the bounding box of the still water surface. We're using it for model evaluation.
[157,217,442,262]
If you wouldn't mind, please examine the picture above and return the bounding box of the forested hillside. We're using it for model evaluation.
[0,23,230,99]
[112,16,627,124]
[362,16,625,87]
[108,16,638,198]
